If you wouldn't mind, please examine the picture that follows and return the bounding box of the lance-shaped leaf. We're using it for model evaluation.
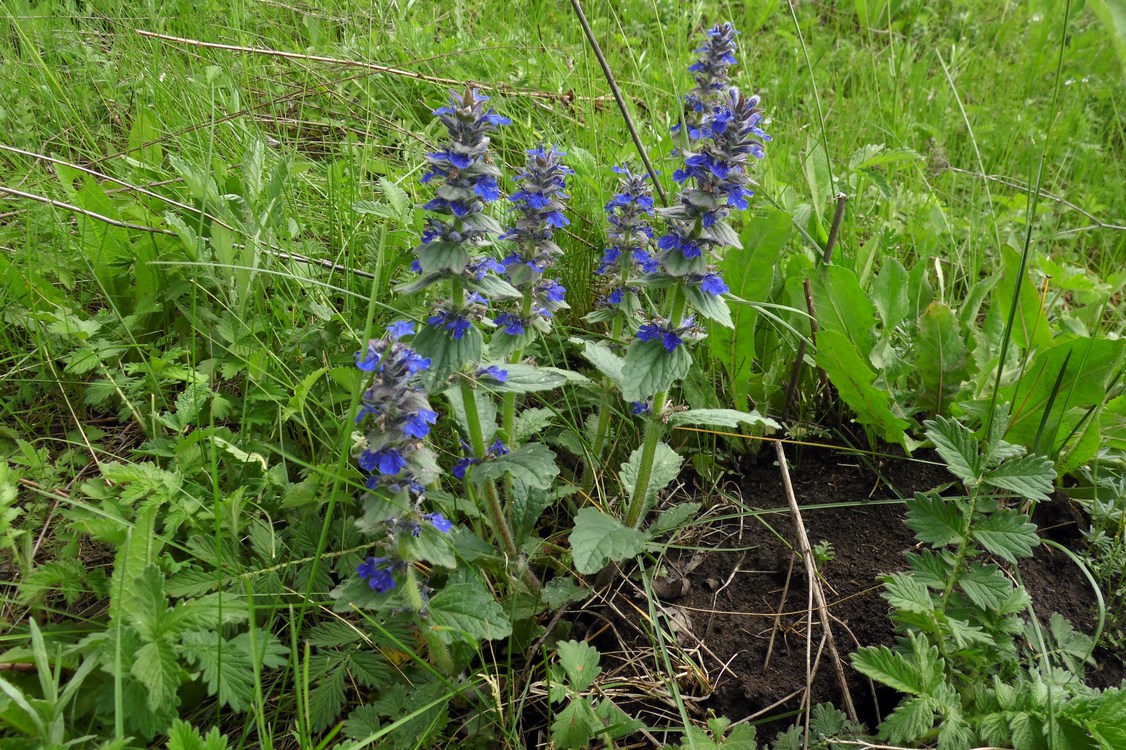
[666,408,780,431]
[914,301,971,417]
[817,331,912,450]
[619,441,683,508]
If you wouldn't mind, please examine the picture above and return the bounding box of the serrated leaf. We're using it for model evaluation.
[594,699,645,739]
[474,443,558,490]
[810,265,879,357]
[308,666,346,733]
[131,639,181,712]
[905,492,967,547]
[556,640,601,692]
[959,563,1013,611]
[851,639,938,696]
[551,698,601,749]
[180,629,288,711]
[982,455,1056,502]
[925,416,983,484]
[972,510,1039,563]
[542,576,590,609]
[166,718,233,750]
[620,339,692,403]
[572,338,624,387]
[515,407,556,443]
[428,581,512,643]
[569,508,648,575]
[666,408,779,431]
[306,620,363,648]
[882,572,935,615]
[879,695,938,745]
[619,441,683,507]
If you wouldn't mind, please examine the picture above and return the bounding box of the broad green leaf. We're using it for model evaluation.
[542,576,590,609]
[474,443,558,490]
[972,510,1039,563]
[429,582,512,642]
[684,284,733,327]
[872,257,910,329]
[713,208,791,395]
[569,508,648,574]
[914,301,971,417]
[1001,337,1124,452]
[444,385,497,445]
[572,337,624,387]
[621,338,693,403]
[466,272,521,300]
[666,408,780,431]
[880,695,938,745]
[649,502,702,537]
[924,416,982,484]
[803,139,832,225]
[484,364,585,393]
[515,408,556,443]
[413,322,482,388]
[851,644,932,696]
[905,493,966,548]
[619,441,683,507]
[556,640,601,692]
[817,331,912,449]
[403,523,457,569]
[1088,0,1126,74]
[982,455,1056,502]
[810,265,879,358]
[988,246,1053,353]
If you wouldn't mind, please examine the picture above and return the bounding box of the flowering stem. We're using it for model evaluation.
[459,378,540,593]
[582,316,624,494]
[625,288,687,527]
[500,289,535,448]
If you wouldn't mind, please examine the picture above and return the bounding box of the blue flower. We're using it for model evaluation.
[375,448,408,475]
[608,287,625,305]
[637,321,685,352]
[428,310,473,340]
[478,365,508,383]
[452,456,475,479]
[632,401,651,415]
[386,320,415,340]
[700,273,729,295]
[357,557,396,593]
[490,439,509,456]
[402,351,432,375]
[355,344,381,372]
[493,312,525,336]
[402,408,438,439]
[424,512,454,533]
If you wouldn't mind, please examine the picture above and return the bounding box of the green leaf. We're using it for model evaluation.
[428,581,513,643]
[444,385,497,445]
[810,265,879,357]
[569,508,648,575]
[308,666,346,733]
[988,246,1053,353]
[180,629,288,712]
[817,330,912,449]
[982,455,1056,502]
[915,301,971,417]
[124,564,174,641]
[132,640,182,712]
[925,416,983,484]
[882,572,935,616]
[620,339,692,403]
[684,284,733,327]
[872,257,910,329]
[905,492,967,547]
[556,640,601,692]
[959,563,1013,611]
[666,408,780,431]
[880,695,938,745]
[972,509,1039,563]
[484,364,584,393]
[803,139,832,224]
[851,635,940,696]
[515,407,556,443]
[619,441,683,508]
[412,323,482,388]
[474,443,558,490]
[649,502,703,537]
[166,718,233,750]
[572,337,624,387]
[542,576,590,609]
[593,699,646,739]
[465,271,521,300]
[550,699,601,750]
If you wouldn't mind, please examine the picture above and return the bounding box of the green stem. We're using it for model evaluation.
[501,290,535,447]
[582,316,624,494]
[625,288,687,527]
[459,379,541,593]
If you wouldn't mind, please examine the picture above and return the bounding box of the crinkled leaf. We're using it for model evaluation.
[429,582,512,643]
[515,407,556,443]
[619,441,683,507]
[474,443,558,490]
[180,629,288,712]
[572,337,624,387]
[413,323,482,389]
[485,364,584,394]
[131,639,181,712]
[569,507,648,575]
[880,695,938,745]
[972,509,1039,563]
[621,339,692,403]
[959,562,1013,611]
[649,502,702,537]
[683,284,733,327]
[882,572,934,616]
[542,576,590,609]
[982,455,1056,502]
[666,408,780,431]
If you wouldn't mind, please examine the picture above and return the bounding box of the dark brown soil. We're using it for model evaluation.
[579,444,1124,739]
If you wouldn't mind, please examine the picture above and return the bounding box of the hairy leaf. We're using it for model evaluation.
[982,455,1056,502]
[429,582,512,643]
[925,416,983,484]
[905,493,966,547]
[619,441,683,507]
[817,331,912,449]
[569,508,648,575]
[972,510,1039,563]
[621,338,692,403]
[556,640,601,692]
[666,408,780,431]
[474,443,558,490]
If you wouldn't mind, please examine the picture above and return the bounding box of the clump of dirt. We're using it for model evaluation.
[580,444,1121,738]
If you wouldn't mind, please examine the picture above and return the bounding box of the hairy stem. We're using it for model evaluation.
[501,289,535,447]
[625,288,686,527]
